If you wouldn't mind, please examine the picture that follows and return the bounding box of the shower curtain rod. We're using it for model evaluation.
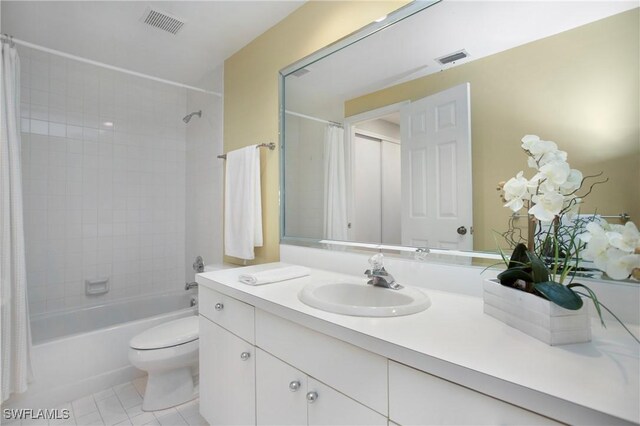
[285,110,343,127]
[0,34,221,97]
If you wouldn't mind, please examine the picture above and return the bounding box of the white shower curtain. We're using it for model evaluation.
[1,41,32,402]
[323,125,348,240]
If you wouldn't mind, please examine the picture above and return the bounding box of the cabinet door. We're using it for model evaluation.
[199,317,255,425]
[256,349,307,426]
[307,378,387,426]
[389,361,559,425]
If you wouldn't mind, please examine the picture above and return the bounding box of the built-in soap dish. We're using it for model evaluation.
[85,278,109,296]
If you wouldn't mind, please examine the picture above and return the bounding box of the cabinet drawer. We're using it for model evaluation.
[389,361,559,425]
[200,286,255,343]
[256,309,387,415]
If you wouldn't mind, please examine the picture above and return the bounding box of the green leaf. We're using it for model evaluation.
[534,281,583,310]
[497,267,534,287]
[508,243,529,269]
[527,251,549,283]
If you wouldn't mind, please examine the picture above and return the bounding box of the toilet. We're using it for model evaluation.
[128,263,231,411]
[129,315,199,411]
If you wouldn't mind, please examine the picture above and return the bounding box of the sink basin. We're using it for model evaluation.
[298,281,431,317]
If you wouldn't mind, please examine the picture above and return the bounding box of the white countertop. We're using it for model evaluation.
[197,263,640,425]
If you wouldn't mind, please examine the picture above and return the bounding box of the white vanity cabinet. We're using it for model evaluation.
[198,284,565,425]
[200,319,255,425]
[256,348,387,426]
[199,287,256,426]
[388,361,559,425]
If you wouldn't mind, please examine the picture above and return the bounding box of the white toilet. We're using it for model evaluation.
[129,316,199,411]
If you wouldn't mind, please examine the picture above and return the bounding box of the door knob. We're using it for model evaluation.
[240,352,251,361]
[215,303,224,311]
[289,380,301,392]
[306,391,318,403]
[457,226,468,235]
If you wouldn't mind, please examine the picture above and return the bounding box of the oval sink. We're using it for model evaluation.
[298,281,431,317]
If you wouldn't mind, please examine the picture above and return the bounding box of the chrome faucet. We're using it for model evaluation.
[193,256,204,273]
[185,281,198,290]
[364,254,403,290]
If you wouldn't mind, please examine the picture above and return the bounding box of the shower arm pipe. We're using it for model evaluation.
[217,143,276,160]
[0,34,221,97]
[285,110,343,127]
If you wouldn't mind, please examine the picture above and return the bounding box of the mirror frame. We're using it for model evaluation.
[278,0,507,266]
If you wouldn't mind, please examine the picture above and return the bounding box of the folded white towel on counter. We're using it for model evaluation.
[239,266,310,286]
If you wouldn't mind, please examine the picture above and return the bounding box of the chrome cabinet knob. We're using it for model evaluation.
[240,351,251,361]
[289,381,301,392]
[457,226,468,235]
[306,391,318,403]
[214,303,224,311]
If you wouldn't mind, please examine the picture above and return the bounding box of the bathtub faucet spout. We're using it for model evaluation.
[185,281,198,291]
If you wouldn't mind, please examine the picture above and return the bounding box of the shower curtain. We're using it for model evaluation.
[323,125,348,240]
[1,40,32,402]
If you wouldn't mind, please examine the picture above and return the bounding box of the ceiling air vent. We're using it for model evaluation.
[141,8,185,35]
[436,50,469,65]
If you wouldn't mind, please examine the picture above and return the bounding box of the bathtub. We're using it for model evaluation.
[4,292,196,410]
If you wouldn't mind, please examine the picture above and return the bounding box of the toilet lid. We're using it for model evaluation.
[130,316,199,350]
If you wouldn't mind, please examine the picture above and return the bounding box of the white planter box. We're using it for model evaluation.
[483,279,591,346]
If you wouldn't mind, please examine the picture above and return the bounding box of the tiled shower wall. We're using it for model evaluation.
[19,46,188,315]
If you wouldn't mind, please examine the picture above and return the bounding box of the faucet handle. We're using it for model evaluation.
[368,253,384,271]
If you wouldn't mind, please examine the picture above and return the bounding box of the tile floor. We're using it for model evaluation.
[6,377,207,426]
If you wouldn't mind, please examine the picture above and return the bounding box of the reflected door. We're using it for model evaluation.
[400,83,472,250]
[352,134,402,244]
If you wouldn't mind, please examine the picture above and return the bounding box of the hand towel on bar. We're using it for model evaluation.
[239,266,310,286]
[224,145,263,260]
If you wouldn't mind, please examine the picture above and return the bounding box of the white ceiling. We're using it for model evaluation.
[1,1,304,91]
[285,1,638,121]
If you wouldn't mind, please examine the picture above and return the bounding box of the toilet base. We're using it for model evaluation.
[142,367,198,411]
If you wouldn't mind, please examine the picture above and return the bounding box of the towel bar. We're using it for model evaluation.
[217,142,275,159]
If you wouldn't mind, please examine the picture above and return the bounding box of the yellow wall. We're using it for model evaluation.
[345,9,640,251]
[224,1,409,264]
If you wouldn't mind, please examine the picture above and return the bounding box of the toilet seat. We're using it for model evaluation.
[130,316,199,350]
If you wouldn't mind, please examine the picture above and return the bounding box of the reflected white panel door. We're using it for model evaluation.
[381,140,401,245]
[400,83,472,250]
[353,134,382,243]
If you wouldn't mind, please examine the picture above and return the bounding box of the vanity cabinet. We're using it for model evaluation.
[199,285,564,425]
[200,287,257,426]
[388,361,559,425]
[199,318,255,426]
[256,348,386,426]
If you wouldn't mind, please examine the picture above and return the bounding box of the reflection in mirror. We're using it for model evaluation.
[282,2,639,260]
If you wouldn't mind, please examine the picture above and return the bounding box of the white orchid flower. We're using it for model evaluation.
[535,161,571,189]
[521,134,540,151]
[559,169,583,195]
[528,139,559,157]
[607,221,640,253]
[529,191,564,221]
[604,249,640,280]
[502,172,529,212]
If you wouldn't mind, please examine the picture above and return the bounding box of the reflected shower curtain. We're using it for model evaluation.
[1,41,32,402]
[323,125,348,240]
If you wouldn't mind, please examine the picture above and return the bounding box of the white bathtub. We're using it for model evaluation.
[4,292,196,410]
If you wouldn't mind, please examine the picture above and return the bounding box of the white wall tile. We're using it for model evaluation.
[21,48,190,314]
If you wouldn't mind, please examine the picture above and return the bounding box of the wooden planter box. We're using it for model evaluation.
[483,279,591,346]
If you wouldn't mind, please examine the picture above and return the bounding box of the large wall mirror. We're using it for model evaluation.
[280,1,639,265]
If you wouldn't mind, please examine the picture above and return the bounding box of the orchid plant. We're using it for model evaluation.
[495,135,639,343]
